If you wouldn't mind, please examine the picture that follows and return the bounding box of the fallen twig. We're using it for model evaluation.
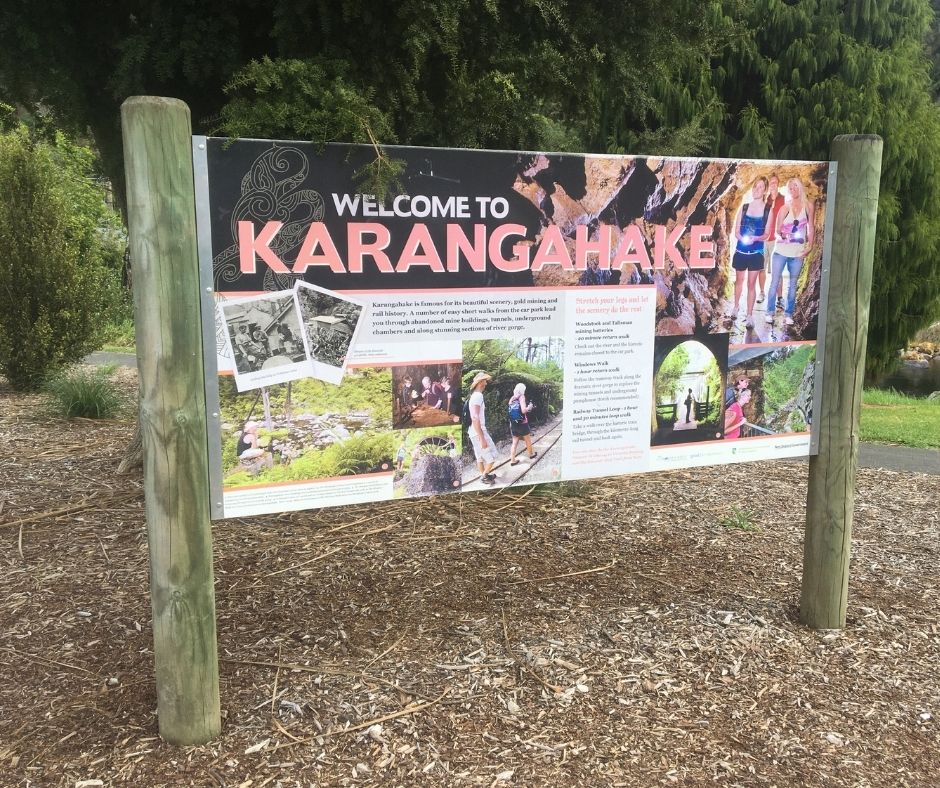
[261,546,344,578]
[269,686,451,750]
[510,558,617,585]
[491,484,537,512]
[221,657,435,701]
[1,647,97,676]
[0,493,138,529]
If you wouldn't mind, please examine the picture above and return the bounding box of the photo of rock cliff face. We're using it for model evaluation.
[511,154,828,344]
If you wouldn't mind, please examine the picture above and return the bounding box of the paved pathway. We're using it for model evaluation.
[858,443,939,475]
[85,351,137,368]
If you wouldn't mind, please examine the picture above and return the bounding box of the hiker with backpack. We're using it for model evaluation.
[466,371,499,485]
[508,382,537,466]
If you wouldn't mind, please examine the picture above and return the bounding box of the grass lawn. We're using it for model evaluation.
[860,388,940,449]
[96,317,136,355]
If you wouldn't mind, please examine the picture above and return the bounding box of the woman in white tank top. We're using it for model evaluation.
[765,178,815,328]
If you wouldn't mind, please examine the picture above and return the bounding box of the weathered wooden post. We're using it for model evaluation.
[121,96,222,742]
[800,134,883,630]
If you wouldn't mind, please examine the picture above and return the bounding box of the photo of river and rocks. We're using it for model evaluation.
[217,368,396,488]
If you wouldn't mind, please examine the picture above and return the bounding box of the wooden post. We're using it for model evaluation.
[121,97,221,743]
[800,134,883,630]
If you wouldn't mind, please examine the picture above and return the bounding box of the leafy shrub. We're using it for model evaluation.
[99,316,136,351]
[0,125,124,389]
[327,433,396,475]
[719,506,758,532]
[218,368,392,427]
[763,345,816,415]
[226,432,397,487]
[44,366,126,419]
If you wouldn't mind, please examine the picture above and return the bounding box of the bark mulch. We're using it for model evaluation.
[1,372,938,786]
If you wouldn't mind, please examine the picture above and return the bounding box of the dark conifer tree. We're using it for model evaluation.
[693,0,940,373]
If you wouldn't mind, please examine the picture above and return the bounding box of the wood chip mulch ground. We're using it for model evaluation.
[1,370,939,787]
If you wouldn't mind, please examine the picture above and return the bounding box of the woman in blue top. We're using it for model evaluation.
[730,177,771,329]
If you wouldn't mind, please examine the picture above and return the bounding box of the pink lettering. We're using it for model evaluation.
[397,224,445,273]
[574,224,613,270]
[654,224,687,270]
[294,222,346,274]
[610,224,652,269]
[688,224,716,268]
[489,224,529,272]
[531,225,573,271]
[446,224,487,272]
[238,221,288,273]
[348,223,394,273]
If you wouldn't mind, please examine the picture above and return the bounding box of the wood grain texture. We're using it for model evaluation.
[121,96,221,742]
[800,135,883,630]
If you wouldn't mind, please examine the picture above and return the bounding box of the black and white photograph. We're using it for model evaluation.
[295,281,366,385]
[219,291,308,391]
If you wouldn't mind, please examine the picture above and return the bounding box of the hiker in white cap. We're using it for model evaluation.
[468,371,498,484]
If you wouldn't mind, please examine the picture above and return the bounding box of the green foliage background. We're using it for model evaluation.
[462,338,563,443]
[763,345,816,416]
[1,1,939,371]
[655,345,690,405]
[219,368,395,487]
[394,426,461,473]
[690,0,940,373]
[219,367,392,426]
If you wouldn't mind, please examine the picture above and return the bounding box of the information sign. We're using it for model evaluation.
[193,139,832,518]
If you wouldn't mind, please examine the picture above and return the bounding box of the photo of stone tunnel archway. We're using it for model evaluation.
[651,334,729,446]
[725,344,816,440]
[392,363,462,428]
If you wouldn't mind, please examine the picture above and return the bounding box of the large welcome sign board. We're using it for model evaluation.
[193,139,833,519]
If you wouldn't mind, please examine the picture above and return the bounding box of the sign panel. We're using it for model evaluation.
[193,138,832,519]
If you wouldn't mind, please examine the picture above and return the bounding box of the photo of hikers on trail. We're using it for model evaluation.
[724,344,816,439]
[459,337,564,491]
[651,335,728,446]
[392,426,462,497]
[217,368,395,488]
[392,364,462,429]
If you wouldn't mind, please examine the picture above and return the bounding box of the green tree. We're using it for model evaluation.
[0,124,122,389]
[655,345,690,404]
[0,0,734,208]
[693,0,940,373]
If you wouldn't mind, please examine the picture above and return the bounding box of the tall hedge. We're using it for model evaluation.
[0,125,122,390]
